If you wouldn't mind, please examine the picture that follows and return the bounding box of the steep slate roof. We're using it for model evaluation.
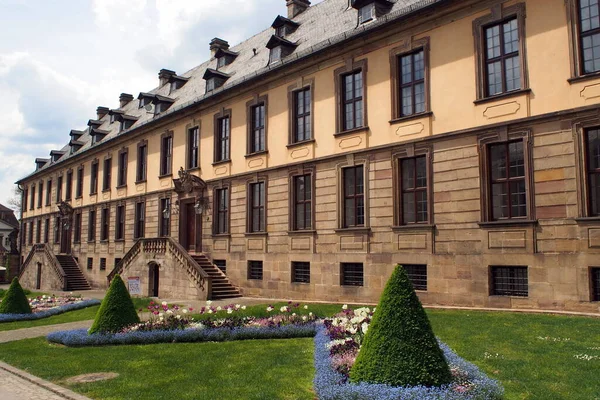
[18,0,442,183]
[0,204,18,228]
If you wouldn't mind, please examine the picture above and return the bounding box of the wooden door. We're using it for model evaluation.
[60,221,71,254]
[185,203,196,251]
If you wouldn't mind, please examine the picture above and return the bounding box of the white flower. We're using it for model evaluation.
[361,322,369,334]
[227,308,233,314]
[176,315,181,320]
[241,305,247,310]
[342,304,348,310]
[216,306,222,311]
[303,305,308,309]
[309,312,313,317]
[182,309,188,314]
[280,306,289,313]
[267,306,274,312]
[292,313,296,317]
[206,300,213,305]
[161,301,168,306]
[207,309,213,314]
[166,310,173,314]
[159,313,164,317]
[235,304,241,309]
[302,316,308,321]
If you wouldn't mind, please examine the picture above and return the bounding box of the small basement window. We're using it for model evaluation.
[341,263,364,286]
[248,261,263,280]
[490,266,528,297]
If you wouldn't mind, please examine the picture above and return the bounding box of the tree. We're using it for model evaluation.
[89,275,140,334]
[0,278,32,314]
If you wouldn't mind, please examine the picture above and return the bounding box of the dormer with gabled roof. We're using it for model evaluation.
[351,0,393,24]
[266,35,298,64]
[271,15,300,38]
[35,158,49,171]
[137,93,175,115]
[90,128,110,145]
[49,150,66,163]
[69,139,84,154]
[203,68,231,93]
[88,119,103,128]
[70,129,85,141]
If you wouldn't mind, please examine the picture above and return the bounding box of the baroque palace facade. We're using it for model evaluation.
[16,0,600,311]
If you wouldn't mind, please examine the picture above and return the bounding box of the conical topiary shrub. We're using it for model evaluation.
[0,278,32,314]
[89,274,140,334]
[350,265,452,387]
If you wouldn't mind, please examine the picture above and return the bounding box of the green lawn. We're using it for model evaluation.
[0,307,598,399]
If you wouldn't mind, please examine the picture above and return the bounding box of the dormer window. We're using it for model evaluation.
[351,0,392,25]
[214,48,239,70]
[168,75,189,94]
[139,94,153,109]
[69,140,83,155]
[217,56,227,69]
[270,46,283,63]
[90,129,109,145]
[119,116,138,132]
[276,26,286,38]
[50,150,65,163]
[358,3,374,24]
[271,15,300,39]
[266,35,297,65]
[203,69,230,93]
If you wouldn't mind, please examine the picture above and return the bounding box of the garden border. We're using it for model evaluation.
[0,300,101,323]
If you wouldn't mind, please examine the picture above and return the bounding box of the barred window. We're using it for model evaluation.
[490,266,528,297]
[248,261,263,280]
[214,260,226,275]
[591,267,600,301]
[341,263,363,286]
[292,262,310,283]
[87,258,93,270]
[403,264,427,291]
[100,258,106,271]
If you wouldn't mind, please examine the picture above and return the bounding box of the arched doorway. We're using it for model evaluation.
[148,262,160,297]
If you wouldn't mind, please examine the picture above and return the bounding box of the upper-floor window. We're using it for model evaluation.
[134,201,145,239]
[117,148,128,187]
[187,127,199,170]
[137,141,148,182]
[585,127,600,215]
[248,181,266,233]
[292,174,312,230]
[46,179,52,206]
[100,207,110,241]
[214,187,229,235]
[37,182,43,208]
[29,185,35,210]
[400,156,428,224]
[76,167,83,198]
[65,170,73,201]
[342,70,364,131]
[160,133,173,176]
[343,165,365,228]
[28,221,33,244]
[36,220,41,244]
[249,103,266,154]
[115,205,125,241]
[90,160,99,195]
[358,3,374,24]
[56,175,63,202]
[399,50,425,116]
[489,141,526,220]
[215,115,230,163]
[102,158,112,191]
[580,0,600,74]
[293,88,312,143]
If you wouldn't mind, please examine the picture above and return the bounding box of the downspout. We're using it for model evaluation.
[17,183,24,274]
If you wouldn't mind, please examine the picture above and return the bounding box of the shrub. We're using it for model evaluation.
[89,275,139,334]
[350,265,453,387]
[0,278,32,314]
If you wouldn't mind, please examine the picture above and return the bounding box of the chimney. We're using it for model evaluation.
[96,106,109,119]
[119,93,134,108]
[158,69,176,86]
[210,38,230,58]
[286,0,310,18]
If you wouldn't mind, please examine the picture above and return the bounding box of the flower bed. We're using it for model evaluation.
[0,297,101,323]
[314,307,504,400]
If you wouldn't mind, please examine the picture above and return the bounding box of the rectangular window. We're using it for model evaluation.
[293,174,312,230]
[56,176,63,203]
[90,161,99,195]
[36,220,41,244]
[358,4,374,24]
[187,127,199,169]
[484,18,521,96]
[102,158,112,191]
[585,128,600,215]
[76,167,83,198]
[293,88,312,143]
[30,185,35,210]
[214,260,226,274]
[341,263,364,286]
[250,103,266,153]
[488,141,526,220]
[400,156,428,224]
[214,188,229,234]
[342,71,364,131]
[592,267,600,301]
[580,0,600,74]
[44,218,50,244]
[100,207,110,241]
[115,258,122,270]
[117,149,128,187]
[249,182,266,232]
[46,179,52,206]
[115,205,125,241]
[88,210,96,242]
[247,261,263,280]
[28,221,33,245]
[137,142,148,182]
[215,116,230,162]
[292,262,310,283]
[37,182,43,208]
[100,258,106,271]
[490,266,528,297]
[403,264,427,291]
[343,165,365,228]
[134,201,145,239]
[160,198,171,237]
[65,170,73,201]
[53,217,59,244]
[73,212,82,243]
[160,134,173,176]
[399,50,426,116]
[87,258,93,270]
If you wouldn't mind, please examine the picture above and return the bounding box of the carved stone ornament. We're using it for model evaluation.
[173,167,207,194]
[57,201,74,217]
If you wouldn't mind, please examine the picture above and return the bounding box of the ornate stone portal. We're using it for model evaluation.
[172,167,209,253]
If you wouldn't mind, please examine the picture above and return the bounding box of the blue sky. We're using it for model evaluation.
[0,0,323,211]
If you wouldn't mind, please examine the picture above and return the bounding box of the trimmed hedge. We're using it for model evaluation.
[47,324,317,346]
[350,265,452,387]
[0,278,32,314]
[89,275,139,334]
[0,299,101,322]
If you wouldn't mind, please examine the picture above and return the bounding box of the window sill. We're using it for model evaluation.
[291,281,311,285]
[186,167,201,173]
[114,239,125,243]
[244,150,269,158]
[287,139,315,149]
[489,295,529,299]
[389,111,433,125]
[245,232,268,237]
[287,229,317,236]
[392,224,435,232]
[574,216,600,224]
[99,240,109,244]
[333,126,369,138]
[568,71,600,84]
[90,192,98,196]
[212,159,231,166]
[135,180,147,185]
[212,233,231,238]
[473,88,531,105]
[158,173,173,179]
[116,185,127,190]
[87,240,96,244]
[334,227,371,234]
[478,220,538,228]
[102,189,111,193]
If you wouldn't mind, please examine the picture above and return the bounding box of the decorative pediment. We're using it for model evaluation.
[173,167,207,194]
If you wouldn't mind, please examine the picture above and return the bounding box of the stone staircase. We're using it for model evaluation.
[55,255,91,291]
[191,254,241,300]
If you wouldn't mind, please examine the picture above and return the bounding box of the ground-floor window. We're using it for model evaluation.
[403,264,427,291]
[341,263,363,286]
[292,262,310,283]
[100,258,106,271]
[248,261,263,280]
[490,266,528,297]
[591,267,600,302]
[87,258,93,270]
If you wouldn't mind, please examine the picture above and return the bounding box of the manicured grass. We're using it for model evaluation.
[0,306,598,399]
